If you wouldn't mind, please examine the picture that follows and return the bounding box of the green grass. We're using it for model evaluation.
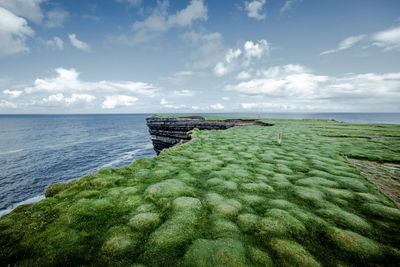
[1,116,400,266]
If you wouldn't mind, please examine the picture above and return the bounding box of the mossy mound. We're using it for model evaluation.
[317,207,371,231]
[145,179,195,202]
[269,238,321,267]
[172,197,203,212]
[206,193,242,218]
[241,182,275,194]
[144,211,199,265]
[101,226,138,260]
[296,177,339,188]
[293,186,326,202]
[183,238,247,266]
[258,209,306,238]
[237,213,259,232]
[323,187,355,199]
[362,203,400,220]
[129,212,161,231]
[268,199,298,210]
[247,246,274,267]
[326,227,383,259]
[211,219,240,239]
[239,194,266,207]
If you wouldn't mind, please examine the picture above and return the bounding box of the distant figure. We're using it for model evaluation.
[278,132,282,145]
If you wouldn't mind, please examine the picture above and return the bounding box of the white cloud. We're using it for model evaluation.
[163,104,187,109]
[321,25,400,55]
[102,95,138,109]
[280,0,301,14]
[214,62,229,77]
[372,26,400,51]
[167,0,207,27]
[122,0,207,45]
[44,9,68,28]
[0,0,44,24]
[226,65,328,97]
[244,0,266,20]
[65,94,96,104]
[241,102,292,110]
[3,90,22,98]
[42,93,64,103]
[0,99,17,108]
[225,64,400,111]
[257,64,309,77]
[225,48,242,63]
[237,71,251,80]
[321,34,365,55]
[24,68,158,97]
[0,7,34,57]
[244,40,270,60]
[174,71,193,77]
[222,97,230,101]
[173,90,193,96]
[213,39,269,76]
[68,34,91,52]
[46,36,64,50]
[41,93,96,106]
[168,70,194,85]
[115,0,141,6]
[210,103,224,110]
[183,31,221,44]
[132,1,169,34]
[160,98,168,105]
[182,30,223,68]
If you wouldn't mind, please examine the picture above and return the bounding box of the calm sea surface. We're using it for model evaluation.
[0,114,155,216]
[0,113,399,217]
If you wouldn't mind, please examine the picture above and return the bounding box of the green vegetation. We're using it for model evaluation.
[1,116,400,266]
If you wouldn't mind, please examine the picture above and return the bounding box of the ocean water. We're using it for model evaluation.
[0,114,155,216]
[0,113,399,217]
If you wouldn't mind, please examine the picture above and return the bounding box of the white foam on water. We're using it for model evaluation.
[102,148,143,168]
[101,143,153,168]
[0,195,45,218]
[0,149,24,155]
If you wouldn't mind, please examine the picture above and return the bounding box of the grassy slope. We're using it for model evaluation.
[1,117,400,266]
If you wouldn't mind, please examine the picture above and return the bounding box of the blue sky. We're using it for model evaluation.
[0,0,399,113]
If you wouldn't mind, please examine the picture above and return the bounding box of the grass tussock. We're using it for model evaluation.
[183,238,247,266]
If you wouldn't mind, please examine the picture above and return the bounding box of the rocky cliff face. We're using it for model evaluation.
[146,116,273,154]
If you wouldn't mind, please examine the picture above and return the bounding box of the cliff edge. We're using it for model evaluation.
[146,115,273,154]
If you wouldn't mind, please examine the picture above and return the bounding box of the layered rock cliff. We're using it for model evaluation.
[146,116,273,154]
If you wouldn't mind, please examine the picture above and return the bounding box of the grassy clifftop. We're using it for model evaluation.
[1,117,399,266]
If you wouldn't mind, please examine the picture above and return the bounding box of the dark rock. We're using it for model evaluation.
[146,116,273,154]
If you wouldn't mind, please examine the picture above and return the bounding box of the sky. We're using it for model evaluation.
[0,0,400,114]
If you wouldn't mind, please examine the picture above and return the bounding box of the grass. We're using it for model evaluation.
[0,116,400,266]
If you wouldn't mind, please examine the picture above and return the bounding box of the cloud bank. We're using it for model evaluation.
[226,64,400,111]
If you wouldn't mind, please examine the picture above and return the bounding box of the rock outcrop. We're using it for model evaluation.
[146,116,273,154]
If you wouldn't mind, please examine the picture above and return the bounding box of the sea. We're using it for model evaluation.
[0,113,399,217]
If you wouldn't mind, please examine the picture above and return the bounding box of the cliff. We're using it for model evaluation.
[146,116,273,154]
